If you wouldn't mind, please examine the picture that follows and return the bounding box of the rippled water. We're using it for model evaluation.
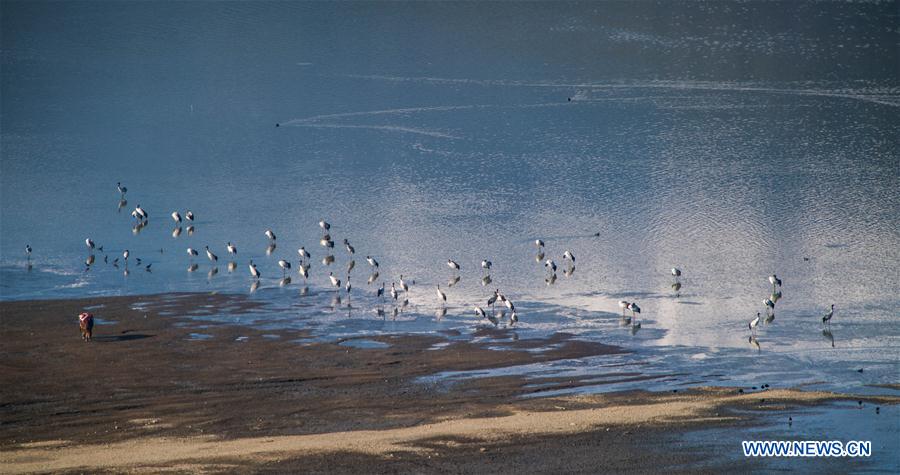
[2,2,898,394]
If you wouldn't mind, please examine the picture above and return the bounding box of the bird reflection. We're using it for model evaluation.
[749,335,761,351]
[375,307,385,319]
[132,221,146,235]
[771,291,782,303]
[266,243,276,255]
[448,275,461,287]
[367,271,379,285]
[563,265,575,277]
[187,263,199,272]
[85,254,95,266]
[250,280,260,293]
[630,322,642,335]
[764,312,775,325]
[123,268,130,277]
[435,307,447,320]
[279,276,291,287]
[620,316,632,327]
[322,255,335,265]
[545,273,557,285]
[172,226,182,238]
[671,282,682,297]
[208,266,218,279]
[481,275,492,286]
[535,252,545,263]
[117,198,128,212]
[331,294,341,308]
[227,261,237,272]
[186,225,195,236]
[822,329,835,348]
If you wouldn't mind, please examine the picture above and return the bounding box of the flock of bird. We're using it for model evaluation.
[22,181,838,337]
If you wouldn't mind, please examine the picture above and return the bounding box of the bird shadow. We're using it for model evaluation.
[91,333,154,342]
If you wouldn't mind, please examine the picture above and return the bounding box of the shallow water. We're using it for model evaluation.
[1,1,898,398]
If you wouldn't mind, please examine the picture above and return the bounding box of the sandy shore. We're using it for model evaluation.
[1,293,896,473]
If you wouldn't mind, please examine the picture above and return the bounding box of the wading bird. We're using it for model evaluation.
[564,250,575,263]
[171,211,182,223]
[671,268,681,278]
[265,229,276,241]
[481,259,492,272]
[25,244,32,259]
[822,304,835,325]
[535,239,545,248]
[764,298,775,316]
[298,247,310,262]
[226,242,237,257]
[278,259,291,277]
[343,239,355,255]
[627,302,641,320]
[249,261,261,280]
[545,259,557,273]
[376,282,385,301]
[117,182,127,196]
[749,312,761,334]
[399,275,409,294]
[390,283,399,301]
[319,220,331,233]
[328,272,341,291]
[79,312,94,341]
[185,210,194,222]
[187,247,198,261]
[769,275,782,292]
[85,238,95,250]
[366,256,379,268]
[447,259,460,272]
[205,246,218,263]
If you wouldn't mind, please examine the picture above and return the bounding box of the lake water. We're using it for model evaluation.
[2,1,898,397]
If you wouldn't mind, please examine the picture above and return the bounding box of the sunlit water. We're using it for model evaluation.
[2,1,898,399]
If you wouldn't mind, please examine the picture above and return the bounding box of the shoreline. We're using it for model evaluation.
[1,292,897,473]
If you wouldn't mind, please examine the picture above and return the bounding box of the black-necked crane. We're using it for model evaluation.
[822,304,835,325]
[328,271,341,291]
[226,242,237,257]
[376,282,385,301]
[249,260,261,280]
[399,275,409,294]
[545,259,557,273]
[749,312,761,334]
[187,247,198,262]
[764,298,775,316]
[171,211,182,223]
[265,229,276,241]
[366,256,379,268]
[563,250,575,263]
[343,239,355,255]
[319,220,331,233]
[390,282,399,301]
[299,263,310,281]
[510,312,518,326]
[185,210,194,222]
[123,249,130,266]
[278,259,291,277]
[535,239,545,248]
[769,275,782,292]
[447,259,460,272]
[25,244,32,260]
[481,259,492,273]
[117,182,127,196]
[298,246,310,262]
[627,302,641,320]
[85,238,95,251]
[205,246,218,263]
